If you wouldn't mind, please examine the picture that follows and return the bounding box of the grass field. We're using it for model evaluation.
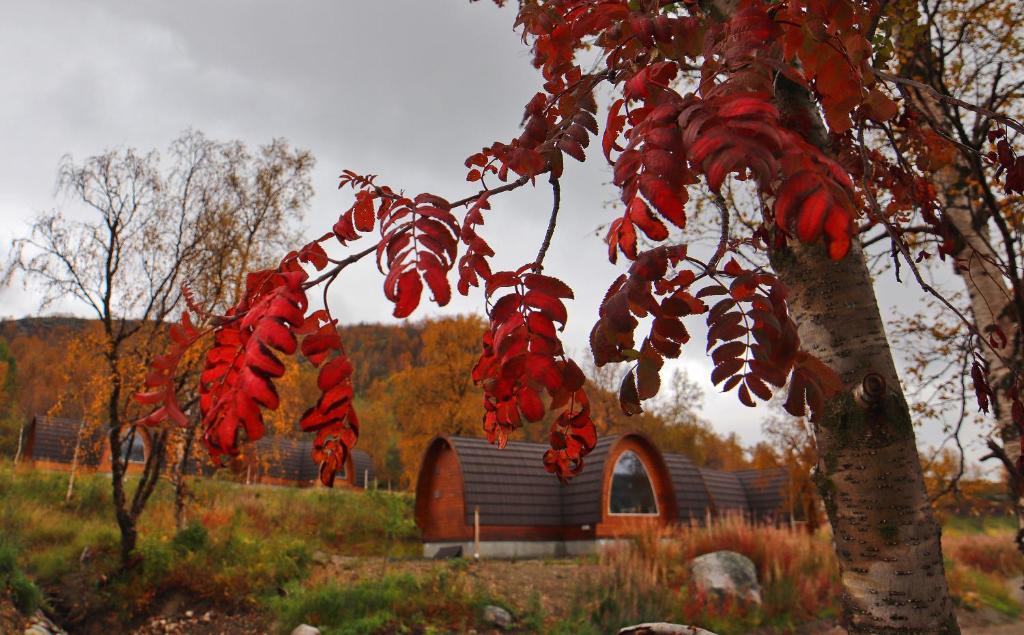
[1,459,1022,634]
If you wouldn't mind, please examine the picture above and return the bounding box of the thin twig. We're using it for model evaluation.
[875,68,1024,137]
[302,238,388,290]
[451,174,534,209]
[707,190,731,271]
[534,174,561,271]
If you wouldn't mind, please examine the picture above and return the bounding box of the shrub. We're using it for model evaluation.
[140,539,174,587]
[172,522,209,553]
[944,532,1024,578]
[0,541,42,615]
[8,571,42,614]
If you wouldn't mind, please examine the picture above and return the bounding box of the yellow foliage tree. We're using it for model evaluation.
[373,315,486,488]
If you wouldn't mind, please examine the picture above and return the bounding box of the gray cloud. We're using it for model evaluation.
[0,1,988,463]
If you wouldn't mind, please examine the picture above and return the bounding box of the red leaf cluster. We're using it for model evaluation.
[298,310,359,487]
[198,270,308,460]
[134,311,201,428]
[472,265,595,480]
[700,260,841,420]
[456,193,495,296]
[467,77,600,183]
[333,170,388,244]
[777,0,878,134]
[605,62,692,262]
[378,193,459,318]
[986,129,1024,195]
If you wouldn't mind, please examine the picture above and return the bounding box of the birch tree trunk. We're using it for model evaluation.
[64,421,85,503]
[772,239,959,634]
[768,75,960,633]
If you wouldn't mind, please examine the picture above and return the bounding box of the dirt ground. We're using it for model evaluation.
[314,554,606,620]
[312,556,1024,635]
[10,558,1024,634]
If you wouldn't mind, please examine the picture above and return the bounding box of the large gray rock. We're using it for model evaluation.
[290,625,321,635]
[482,605,512,629]
[688,550,761,605]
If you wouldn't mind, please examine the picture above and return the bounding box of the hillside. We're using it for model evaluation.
[0,315,759,489]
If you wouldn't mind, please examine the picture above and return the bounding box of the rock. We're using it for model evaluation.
[688,550,762,605]
[25,611,67,635]
[619,624,719,635]
[290,625,321,635]
[311,551,329,564]
[482,605,512,629]
[185,610,194,618]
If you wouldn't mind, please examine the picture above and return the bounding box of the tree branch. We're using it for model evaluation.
[534,174,561,271]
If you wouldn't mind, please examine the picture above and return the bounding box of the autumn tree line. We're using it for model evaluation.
[0,314,777,489]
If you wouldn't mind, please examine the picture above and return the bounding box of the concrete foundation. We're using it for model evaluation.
[423,539,626,559]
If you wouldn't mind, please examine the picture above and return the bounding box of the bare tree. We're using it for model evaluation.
[5,129,313,565]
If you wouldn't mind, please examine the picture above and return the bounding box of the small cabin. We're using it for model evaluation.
[241,435,375,489]
[414,433,790,558]
[18,414,375,489]
[17,415,107,471]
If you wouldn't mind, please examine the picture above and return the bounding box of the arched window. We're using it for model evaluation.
[608,450,658,515]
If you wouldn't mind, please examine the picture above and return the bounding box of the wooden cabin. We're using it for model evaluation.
[18,414,374,489]
[17,415,107,472]
[415,432,790,558]
[241,435,375,489]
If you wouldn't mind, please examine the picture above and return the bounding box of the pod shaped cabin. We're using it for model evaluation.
[415,433,790,558]
[18,414,375,489]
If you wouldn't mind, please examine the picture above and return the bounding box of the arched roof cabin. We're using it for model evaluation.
[415,432,792,558]
[17,415,375,490]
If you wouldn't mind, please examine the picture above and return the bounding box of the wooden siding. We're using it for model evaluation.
[22,416,105,467]
[662,452,714,522]
[352,449,375,488]
[561,435,616,526]
[20,416,373,490]
[415,439,472,542]
[250,436,319,484]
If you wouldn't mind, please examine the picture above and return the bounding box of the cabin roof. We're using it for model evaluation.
[449,436,565,526]
[429,433,789,528]
[24,415,105,466]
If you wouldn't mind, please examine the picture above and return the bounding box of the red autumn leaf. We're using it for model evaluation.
[523,273,574,299]
[393,269,423,318]
[518,385,545,422]
[628,196,669,241]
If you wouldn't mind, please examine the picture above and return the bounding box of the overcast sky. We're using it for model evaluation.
[0,1,992,467]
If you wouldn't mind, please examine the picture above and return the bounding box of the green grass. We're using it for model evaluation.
[269,570,494,635]
[943,515,1016,536]
[0,458,419,624]
[4,458,1024,633]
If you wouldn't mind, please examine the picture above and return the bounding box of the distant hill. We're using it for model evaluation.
[0,316,95,341]
[0,314,427,400]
